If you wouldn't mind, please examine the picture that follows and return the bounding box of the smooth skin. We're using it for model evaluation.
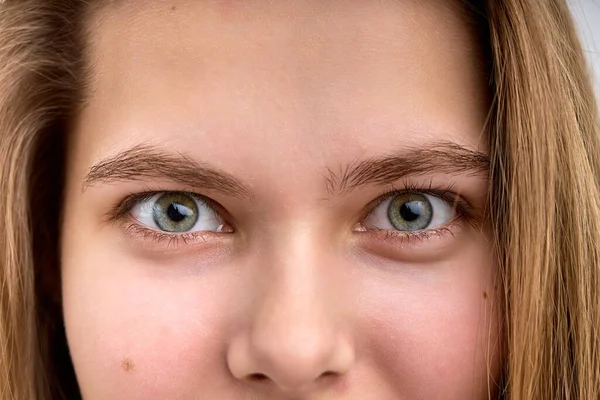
[61,0,502,398]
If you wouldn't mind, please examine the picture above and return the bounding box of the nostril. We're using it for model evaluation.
[247,373,269,382]
[247,371,335,383]
[320,371,337,379]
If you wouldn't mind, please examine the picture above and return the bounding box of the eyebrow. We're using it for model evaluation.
[83,142,488,198]
[83,144,251,198]
[324,141,489,195]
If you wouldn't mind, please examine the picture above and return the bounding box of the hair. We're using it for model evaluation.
[0,0,599,399]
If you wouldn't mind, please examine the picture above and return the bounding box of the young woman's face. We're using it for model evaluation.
[61,1,501,398]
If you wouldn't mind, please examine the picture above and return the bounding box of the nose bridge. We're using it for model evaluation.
[254,229,340,382]
[227,226,354,392]
[254,268,333,377]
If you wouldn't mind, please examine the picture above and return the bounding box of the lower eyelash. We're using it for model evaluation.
[381,225,456,243]
[121,220,222,248]
[358,220,462,248]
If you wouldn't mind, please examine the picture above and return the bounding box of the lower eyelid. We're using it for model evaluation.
[120,220,226,249]
[358,220,463,249]
[356,208,464,237]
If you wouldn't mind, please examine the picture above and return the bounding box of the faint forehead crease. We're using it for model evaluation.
[325,142,490,195]
[82,144,250,197]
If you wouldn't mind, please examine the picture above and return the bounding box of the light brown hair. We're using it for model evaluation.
[1,0,599,398]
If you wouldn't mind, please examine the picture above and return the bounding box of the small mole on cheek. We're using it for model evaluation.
[483,291,488,299]
[121,358,135,372]
[171,5,176,11]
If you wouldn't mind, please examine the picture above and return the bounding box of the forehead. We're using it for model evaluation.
[77,0,488,187]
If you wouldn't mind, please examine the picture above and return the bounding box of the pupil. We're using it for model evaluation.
[166,203,189,223]
[399,201,422,222]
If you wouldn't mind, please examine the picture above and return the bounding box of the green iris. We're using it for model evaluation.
[152,193,199,232]
[387,193,433,231]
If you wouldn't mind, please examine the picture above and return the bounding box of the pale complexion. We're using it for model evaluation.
[61,0,502,398]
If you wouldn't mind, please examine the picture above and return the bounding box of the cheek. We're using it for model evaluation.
[61,244,236,399]
[355,244,502,398]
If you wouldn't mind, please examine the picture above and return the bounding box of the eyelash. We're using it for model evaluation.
[354,180,474,246]
[109,181,474,247]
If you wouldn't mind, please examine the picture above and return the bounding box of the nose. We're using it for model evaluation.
[226,251,355,393]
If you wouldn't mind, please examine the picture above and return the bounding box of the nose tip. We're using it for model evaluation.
[262,328,352,390]
[227,319,355,393]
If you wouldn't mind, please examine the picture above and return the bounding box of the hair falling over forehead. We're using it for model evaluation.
[0,0,599,399]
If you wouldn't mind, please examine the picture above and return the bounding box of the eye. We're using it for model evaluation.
[130,192,227,233]
[364,192,456,232]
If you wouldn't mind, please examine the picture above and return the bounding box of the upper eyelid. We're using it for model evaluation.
[108,190,224,224]
[358,186,470,224]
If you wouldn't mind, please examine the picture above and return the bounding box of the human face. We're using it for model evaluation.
[61,0,501,399]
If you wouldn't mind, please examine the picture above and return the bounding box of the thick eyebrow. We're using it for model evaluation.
[324,142,489,195]
[82,144,251,198]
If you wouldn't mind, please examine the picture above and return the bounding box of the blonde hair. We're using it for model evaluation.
[1,0,599,399]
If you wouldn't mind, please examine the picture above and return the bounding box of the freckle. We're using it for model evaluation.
[171,5,176,10]
[121,358,135,372]
[483,291,488,299]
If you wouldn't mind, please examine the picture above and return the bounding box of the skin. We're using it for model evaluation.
[61,0,502,398]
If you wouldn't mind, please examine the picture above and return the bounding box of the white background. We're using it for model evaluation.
[570,0,600,100]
